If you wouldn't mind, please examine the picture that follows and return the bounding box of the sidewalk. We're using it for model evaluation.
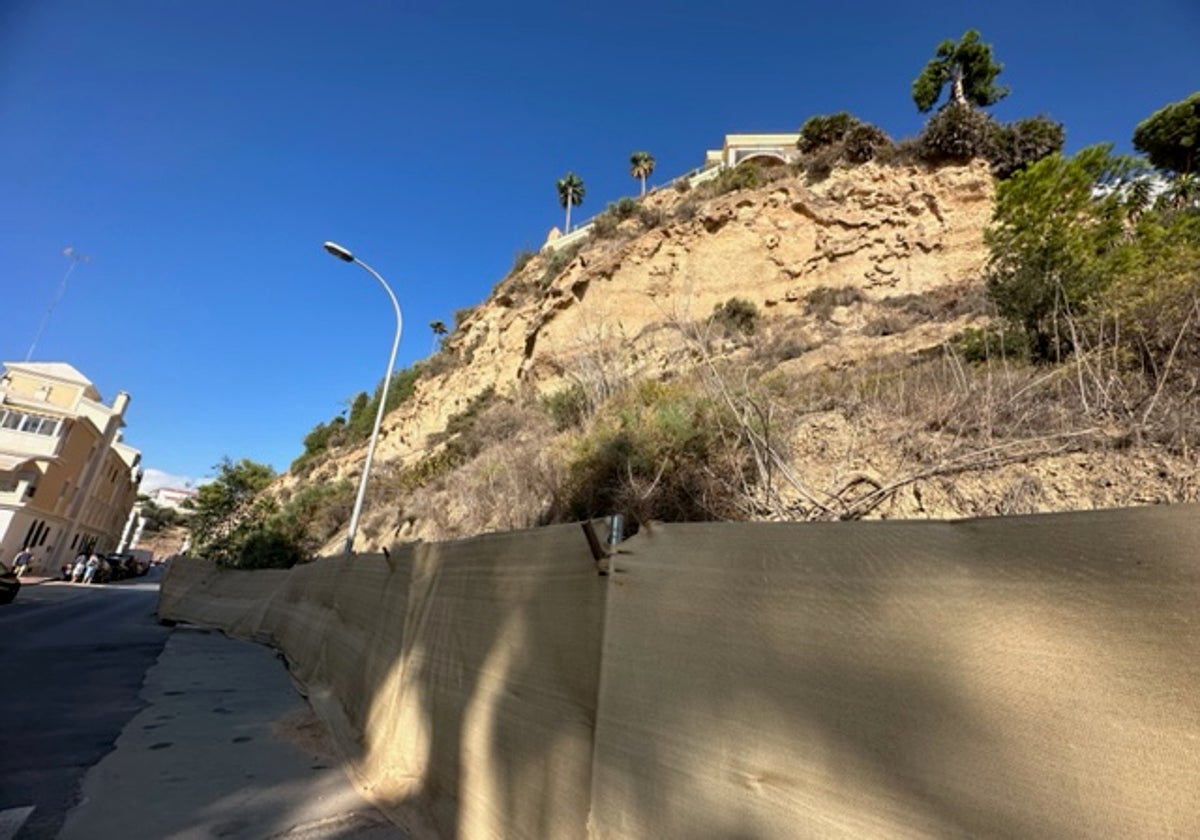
[57,626,407,839]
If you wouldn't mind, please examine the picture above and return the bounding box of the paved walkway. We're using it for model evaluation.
[56,626,406,839]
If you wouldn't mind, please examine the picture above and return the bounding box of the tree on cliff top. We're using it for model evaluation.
[1133,91,1200,175]
[913,30,1009,113]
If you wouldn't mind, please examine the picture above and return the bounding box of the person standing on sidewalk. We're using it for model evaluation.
[71,554,88,582]
[12,547,33,578]
[83,553,101,584]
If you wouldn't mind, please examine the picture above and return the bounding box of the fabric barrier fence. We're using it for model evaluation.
[159,506,1200,839]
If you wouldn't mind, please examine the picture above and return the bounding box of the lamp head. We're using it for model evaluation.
[323,241,354,262]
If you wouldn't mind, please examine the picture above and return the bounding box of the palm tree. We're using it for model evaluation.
[630,151,655,196]
[556,172,585,232]
[1166,172,1198,209]
[429,320,448,353]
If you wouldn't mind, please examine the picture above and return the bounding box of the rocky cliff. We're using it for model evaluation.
[279,159,1197,551]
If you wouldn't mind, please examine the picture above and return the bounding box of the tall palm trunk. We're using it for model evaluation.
[640,175,646,196]
[565,202,572,233]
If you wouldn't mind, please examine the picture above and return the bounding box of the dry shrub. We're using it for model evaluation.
[862,313,916,337]
[918,104,996,163]
[805,285,866,320]
[751,317,822,365]
[881,283,989,320]
[674,198,700,222]
[385,401,562,541]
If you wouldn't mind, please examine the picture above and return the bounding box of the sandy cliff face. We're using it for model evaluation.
[356,161,993,472]
[281,158,1197,549]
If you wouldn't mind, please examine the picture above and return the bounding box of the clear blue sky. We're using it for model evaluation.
[3,0,1197,489]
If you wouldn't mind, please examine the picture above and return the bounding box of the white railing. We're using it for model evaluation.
[544,223,595,253]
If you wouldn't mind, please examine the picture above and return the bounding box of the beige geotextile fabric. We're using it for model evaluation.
[160,523,606,840]
[159,506,1200,839]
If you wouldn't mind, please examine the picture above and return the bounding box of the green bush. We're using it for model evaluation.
[798,112,861,153]
[797,114,892,175]
[801,144,842,182]
[1133,91,1200,175]
[427,387,501,460]
[709,297,759,336]
[952,325,1030,363]
[344,366,420,444]
[541,383,590,430]
[380,449,463,498]
[591,211,619,239]
[539,242,582,290]
[273,480,355,553]
[230,528,306,569]
[984,145,1145,360]
[990,116,1065,179]
[843,122,893,163]
[918,104,997,163]
[139,499,183,532]
[877,136,923,166]
[557,381,744,523]
[612,197,640,220]
[701,163,763,197]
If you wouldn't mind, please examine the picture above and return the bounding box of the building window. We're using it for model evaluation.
[0,409,62,436]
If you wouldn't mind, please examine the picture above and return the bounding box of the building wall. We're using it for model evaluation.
[0,368,92,410]
[0,363,140,573]
[151,487,197,510]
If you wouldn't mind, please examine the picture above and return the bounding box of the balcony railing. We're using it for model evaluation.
[0,427,59,459]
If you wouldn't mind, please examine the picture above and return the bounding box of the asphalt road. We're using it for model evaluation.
[0,571,404,840]
[0,571,170,839]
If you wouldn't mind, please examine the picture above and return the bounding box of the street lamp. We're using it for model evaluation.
[323,241,403,555]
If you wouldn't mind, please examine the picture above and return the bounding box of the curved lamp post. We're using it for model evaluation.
[323,241,403,555]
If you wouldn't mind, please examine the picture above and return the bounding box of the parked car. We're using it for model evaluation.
[0,561,20,605]
[100,553,148,582]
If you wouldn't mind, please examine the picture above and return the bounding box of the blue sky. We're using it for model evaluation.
[3,0,1198,489]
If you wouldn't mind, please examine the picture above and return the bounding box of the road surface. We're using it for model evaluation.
[0,570,404,839]
[0,571,169,839]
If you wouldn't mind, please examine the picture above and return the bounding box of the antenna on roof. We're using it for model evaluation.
[26,246,91,361]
